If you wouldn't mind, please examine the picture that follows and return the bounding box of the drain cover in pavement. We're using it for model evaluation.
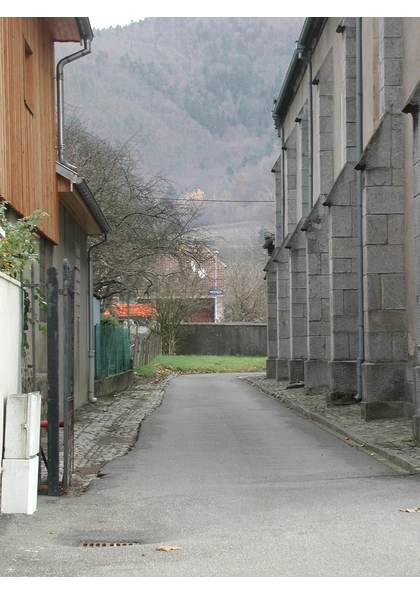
[79,541,139,547]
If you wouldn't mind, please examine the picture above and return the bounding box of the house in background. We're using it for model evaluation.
[103,247,226,328]
[103,301,156,328]
[0,17,110,410]
[158,247,227,322]
[265,17,420,438]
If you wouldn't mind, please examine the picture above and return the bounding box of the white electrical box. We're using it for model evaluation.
[3,392,41,459]
[1,457,39,514]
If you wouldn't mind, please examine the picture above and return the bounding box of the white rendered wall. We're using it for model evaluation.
[0,271,21,465]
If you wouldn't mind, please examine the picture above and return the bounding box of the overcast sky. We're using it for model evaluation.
[5,4,415,31]
[9,2,304,25]
[9,2,392,29]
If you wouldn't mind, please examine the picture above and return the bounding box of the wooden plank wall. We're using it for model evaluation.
[0,18,59,244]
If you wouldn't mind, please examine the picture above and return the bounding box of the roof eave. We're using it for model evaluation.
[45,17,93,43]
[272,17,328,128]
[56,162,111,236]
[75,178,111,235]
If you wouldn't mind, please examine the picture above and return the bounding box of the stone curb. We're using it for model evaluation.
[243,377,420,475]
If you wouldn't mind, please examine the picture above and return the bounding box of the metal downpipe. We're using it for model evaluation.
[307,58,313,213]
[279,124,285,245]
[297,45,313,213]
[56,38,91,171]
[355,17,364,402]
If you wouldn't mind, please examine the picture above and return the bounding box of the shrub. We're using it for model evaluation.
[0,201,47,278]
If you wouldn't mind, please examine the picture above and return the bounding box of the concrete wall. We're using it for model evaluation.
[176,324,267,356]
[94,370,134,399]
[264,255,278,378]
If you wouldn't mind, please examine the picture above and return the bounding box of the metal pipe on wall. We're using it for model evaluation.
[307,59,313,212]
[355,17,364,402]
[279,125,285,245]
[297,44,313,213]
[56,38,91,171]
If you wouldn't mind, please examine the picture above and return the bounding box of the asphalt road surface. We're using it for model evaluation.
[2,373,420,577]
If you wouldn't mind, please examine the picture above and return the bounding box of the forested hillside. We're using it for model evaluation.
[58,17,303,259]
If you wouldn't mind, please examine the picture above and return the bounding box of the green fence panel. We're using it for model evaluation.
[95,324,131,379]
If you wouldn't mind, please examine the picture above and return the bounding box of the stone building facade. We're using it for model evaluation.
[265,17,420,438]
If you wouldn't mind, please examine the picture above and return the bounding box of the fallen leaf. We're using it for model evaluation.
[156,545,181,552]
[400,508,420,513]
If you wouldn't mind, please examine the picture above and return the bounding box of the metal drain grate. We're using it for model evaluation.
[79,541,139,548]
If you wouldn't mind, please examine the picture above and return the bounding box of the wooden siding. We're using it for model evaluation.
[0,18,59,243]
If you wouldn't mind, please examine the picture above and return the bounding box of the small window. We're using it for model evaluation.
[24,37,35,115]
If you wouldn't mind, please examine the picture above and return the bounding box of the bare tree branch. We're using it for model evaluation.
[64,117,209,305]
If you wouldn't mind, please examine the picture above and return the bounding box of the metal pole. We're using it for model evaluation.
[280,125,285,244]
[214,251,218,322]
[31,265,36,391]
[62,259,74,489]
[20,270,25,392]
[307,58,313,212]
[47,266,60,496]
[355,17,364,402]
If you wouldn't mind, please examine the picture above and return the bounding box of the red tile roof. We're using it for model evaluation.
[104,303,156,319]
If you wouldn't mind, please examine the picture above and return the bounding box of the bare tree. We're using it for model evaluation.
[64,117,207,305]
[224,246,267,323]
[148,258,213,354]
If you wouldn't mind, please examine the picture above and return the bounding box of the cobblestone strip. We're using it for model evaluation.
[40,376,171,494]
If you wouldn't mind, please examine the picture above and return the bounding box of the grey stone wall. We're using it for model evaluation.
[316,49,334,197]
[357,18,408,418]
[327,164,358,401]
[285,129,297,236]
[287,224,307,383]
[275,246,290,380]
[304,197,331,393]
[94,370,134,399]
[175,323,267,357]
[264,255,278,378]
[267,17,420,426]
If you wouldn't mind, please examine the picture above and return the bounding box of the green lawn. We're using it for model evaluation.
[134,355,266,378]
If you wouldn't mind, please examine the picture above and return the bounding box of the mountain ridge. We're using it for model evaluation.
[58,17,304,252]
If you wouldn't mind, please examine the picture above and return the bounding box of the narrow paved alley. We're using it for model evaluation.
[2,373,420,577]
